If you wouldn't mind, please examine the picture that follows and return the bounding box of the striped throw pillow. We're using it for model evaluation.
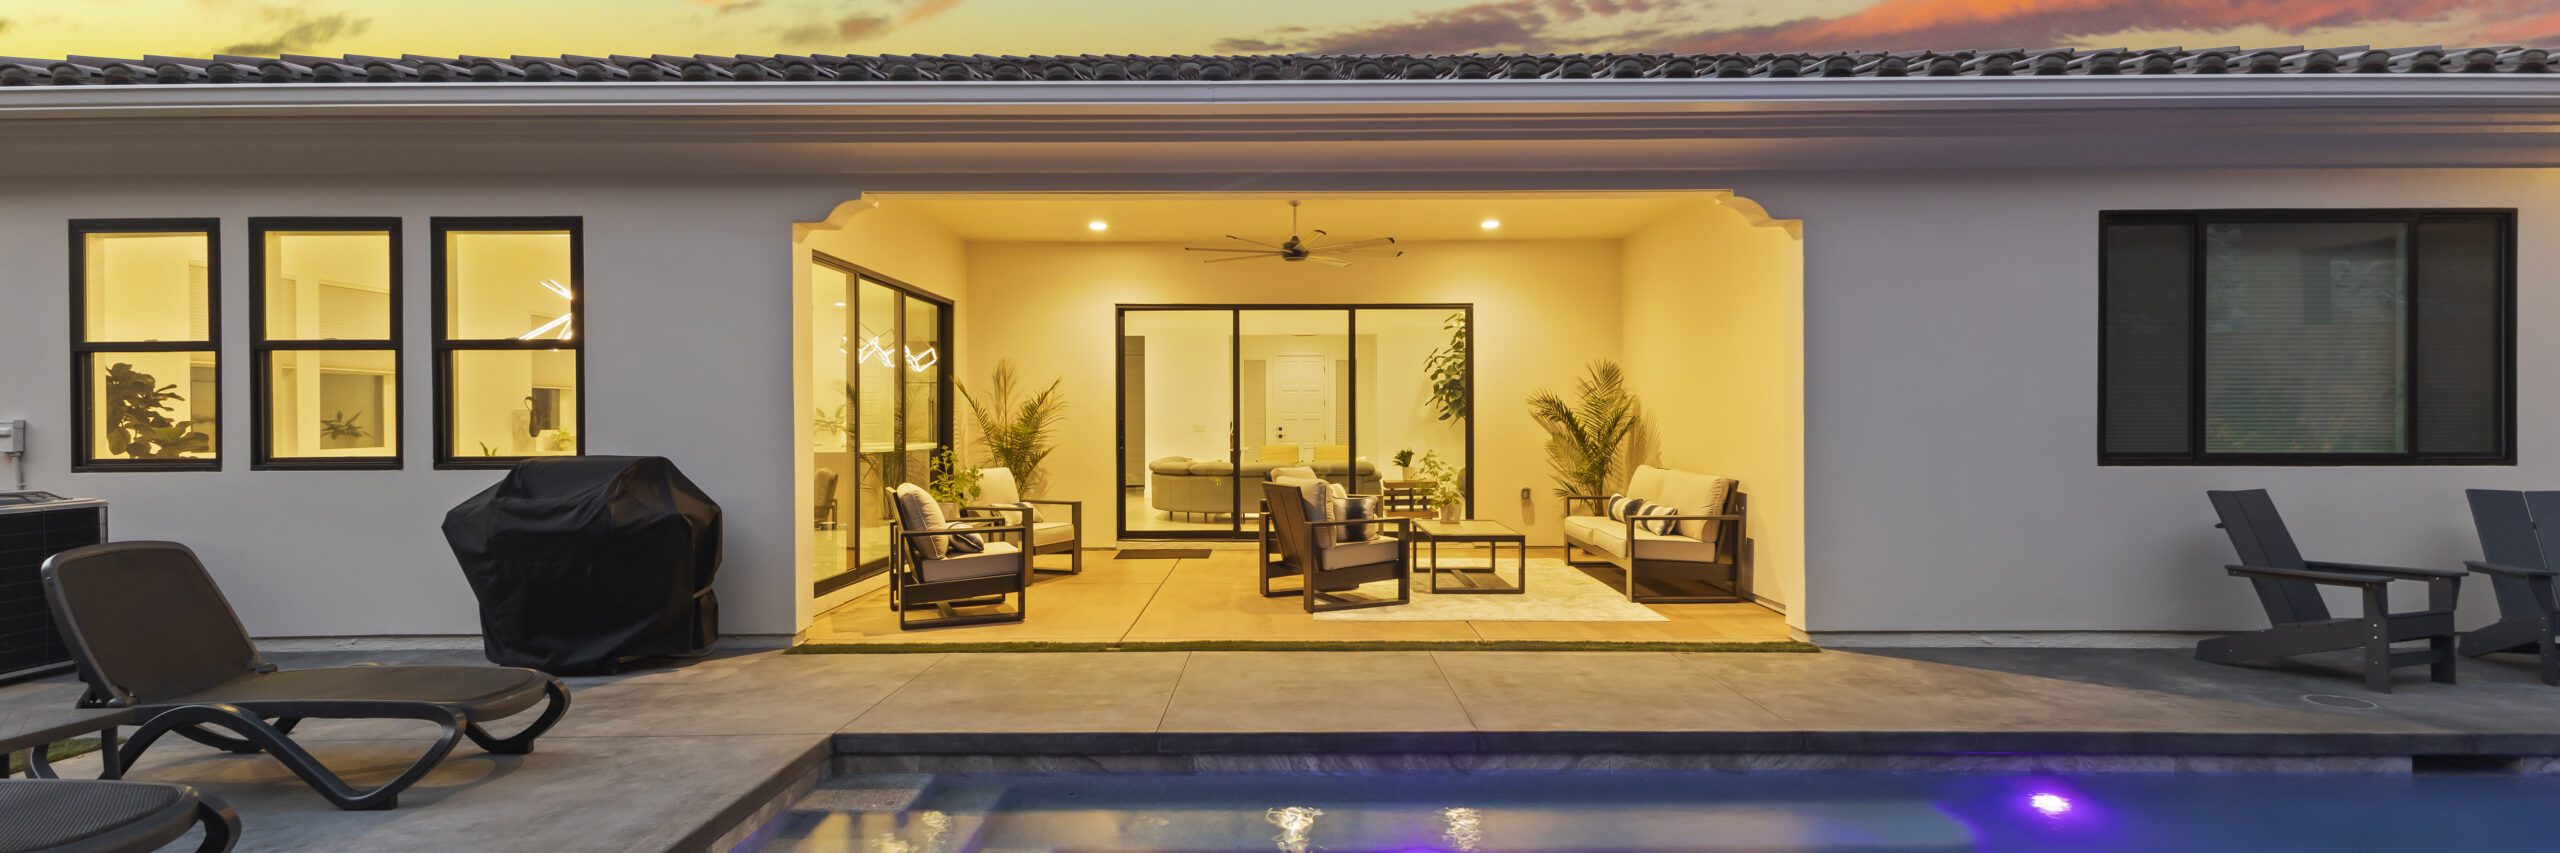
[1635,504,1681,535]
[1607,494,1643,521]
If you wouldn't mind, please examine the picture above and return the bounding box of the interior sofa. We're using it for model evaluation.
[1150,455,1380,517]
[1563,464,1749,603]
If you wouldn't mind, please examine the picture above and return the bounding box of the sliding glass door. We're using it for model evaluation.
[812,255,952,593]
[1118,304,1471,540]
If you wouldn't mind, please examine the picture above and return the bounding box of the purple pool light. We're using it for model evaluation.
[2028,792,2074,817]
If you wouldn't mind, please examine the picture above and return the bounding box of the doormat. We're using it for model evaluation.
[1115,549,1212,560]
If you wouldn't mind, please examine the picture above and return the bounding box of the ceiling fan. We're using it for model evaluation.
[1184,200,1402,267]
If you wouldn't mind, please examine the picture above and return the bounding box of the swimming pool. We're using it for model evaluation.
[735,769,2560,851]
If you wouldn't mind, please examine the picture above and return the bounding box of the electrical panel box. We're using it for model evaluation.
[0,420,22,453]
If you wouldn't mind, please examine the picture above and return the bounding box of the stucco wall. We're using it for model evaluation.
[0,176,831,638]
[1739,168,2559,637]
[1621,199,1806,625]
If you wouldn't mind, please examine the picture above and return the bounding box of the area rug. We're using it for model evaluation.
[1311,558,1668,622]
[1115,548,1213,560]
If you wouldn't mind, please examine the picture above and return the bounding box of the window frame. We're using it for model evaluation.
[429,216,586,470]
[247,217,405,471]
[2097,208,2517,467]
[809,253,956,595]
[68,218,224,473]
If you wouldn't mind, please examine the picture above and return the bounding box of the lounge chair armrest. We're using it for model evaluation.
[2226,564,2387,588]
[1629,513,1741,522]
[2465,560,2559,578]
[1562,495,1611,515]
[1306,518,1409,531]
[2305,560,2467,581]
[1020,498,1082,508]
[903,524,1026,539]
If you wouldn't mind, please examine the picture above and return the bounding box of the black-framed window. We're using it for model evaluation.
[2100,210,2514,466]
[250,219,402,470]
[431,218,584,469]
[70,220,221,472]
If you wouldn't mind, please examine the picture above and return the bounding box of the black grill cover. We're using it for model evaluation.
[443,456,721,673]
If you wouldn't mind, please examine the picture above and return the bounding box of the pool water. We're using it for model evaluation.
[736,770,2560,852]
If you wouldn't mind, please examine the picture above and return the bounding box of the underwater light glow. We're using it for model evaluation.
[2028,793,2073,817]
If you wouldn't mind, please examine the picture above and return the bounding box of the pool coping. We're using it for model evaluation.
[828,729,2560,758]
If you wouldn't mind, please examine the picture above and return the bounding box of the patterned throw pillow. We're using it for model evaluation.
[941,523,986,554]
[1340,495,1380,542]
[1635,503,1681,536]
[1608,494,1649,522]
[1300,482,1338,549]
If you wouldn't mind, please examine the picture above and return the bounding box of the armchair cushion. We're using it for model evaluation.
[1030,521,1077,548]
[976,468,1045,521]
[917,542,1023,582]
[892,483,952,559]
[1563,515,1715,563]
[1319,538,1400,569]
[1653,469,1734,546]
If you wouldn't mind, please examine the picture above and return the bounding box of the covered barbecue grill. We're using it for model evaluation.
[444,456,721,673]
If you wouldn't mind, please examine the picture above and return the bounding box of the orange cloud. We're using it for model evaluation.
[1672,0,2542,52]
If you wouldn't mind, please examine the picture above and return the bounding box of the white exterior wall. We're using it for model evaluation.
[4,162,2552,643]
[0,176,850,638]
[1746,168,2559,638]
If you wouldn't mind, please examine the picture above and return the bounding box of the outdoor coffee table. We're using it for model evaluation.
[1408,518,1526,594]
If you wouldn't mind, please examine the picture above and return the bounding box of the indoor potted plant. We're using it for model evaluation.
[927,447,981,518]
[1415,450,1467,522]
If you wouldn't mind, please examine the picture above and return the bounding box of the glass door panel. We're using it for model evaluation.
[1120,310,1236,535]
[1357,308,1471,517]
[851,277,903,572]
[901,294,946,497]
[810,263,857,586]
[1238,310,1354,524]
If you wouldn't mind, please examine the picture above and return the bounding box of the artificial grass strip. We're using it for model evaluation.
[790,640,1818,654]
[4,737,101,775]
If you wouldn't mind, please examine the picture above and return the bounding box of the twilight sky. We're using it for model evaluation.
[1,0,2554,59]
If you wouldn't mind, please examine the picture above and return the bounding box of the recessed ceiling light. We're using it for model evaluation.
[1088,220,1109,232]
[1480,218,1502,230]
[832,301,846,307]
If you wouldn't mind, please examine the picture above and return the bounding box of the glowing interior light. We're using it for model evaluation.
[833,301,847,307]
[855,335,894,368]
[904,345,939,373]
[2028,793,2073,817]
[1479,218,1502,230]
[1088,220,1109,232]
[517,278,575,341]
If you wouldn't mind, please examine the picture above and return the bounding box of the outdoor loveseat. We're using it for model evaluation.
[1563,465,1749,603]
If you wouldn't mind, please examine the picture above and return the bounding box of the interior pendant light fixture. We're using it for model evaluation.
[1184,200,1402,267]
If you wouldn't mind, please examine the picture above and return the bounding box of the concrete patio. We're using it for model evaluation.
[12,644,2560,852]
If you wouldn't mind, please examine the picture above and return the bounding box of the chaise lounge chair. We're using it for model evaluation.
[43,542,572,811]
[2460,490,2560,685]
[2198,489,2463,692]
[5,707,240,852]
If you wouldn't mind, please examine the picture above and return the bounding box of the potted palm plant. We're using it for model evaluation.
[959,360,1067,498]
[1526,360,1644,498]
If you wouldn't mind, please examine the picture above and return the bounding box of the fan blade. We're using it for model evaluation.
[1307,255,1354,267]
[1223,235,1285,250]
[1185,247,1279,253]
[1331,251,1403,257]
[1305,237,1395,252]
[1203,254,1269,264]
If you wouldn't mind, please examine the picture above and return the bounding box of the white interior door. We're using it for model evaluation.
[1268,354,1333,450]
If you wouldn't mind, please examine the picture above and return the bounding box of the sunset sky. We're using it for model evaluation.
[1,0,2554,59]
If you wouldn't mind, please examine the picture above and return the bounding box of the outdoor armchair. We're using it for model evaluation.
[1260,481,1411,613]
[963,466,1082,575]
[42,542,571,811]
[2198,489,2461,693]
[891,485,1032,630]
[2460,490,2560,685]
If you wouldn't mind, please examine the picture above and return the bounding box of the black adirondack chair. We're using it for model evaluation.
[2460,490,2560,685]
[2198,489,2463,692]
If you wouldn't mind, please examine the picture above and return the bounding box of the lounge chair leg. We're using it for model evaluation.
[125,702,465,811]
[2362,616,2393,694]
[2540,616,2560,687]
[2430,635,2457,685]
[464,678,571,755]
[173,716,296,754]
[192,792,242,853]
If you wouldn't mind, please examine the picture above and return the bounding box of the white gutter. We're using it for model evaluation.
[2,76,2558,120]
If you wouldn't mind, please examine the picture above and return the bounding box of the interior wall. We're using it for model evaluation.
[964,239,1622,545]
[792,200,970,623]
[1620,199,1807,625]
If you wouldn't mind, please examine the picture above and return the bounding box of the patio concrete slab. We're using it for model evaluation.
[14,645,2560,851]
